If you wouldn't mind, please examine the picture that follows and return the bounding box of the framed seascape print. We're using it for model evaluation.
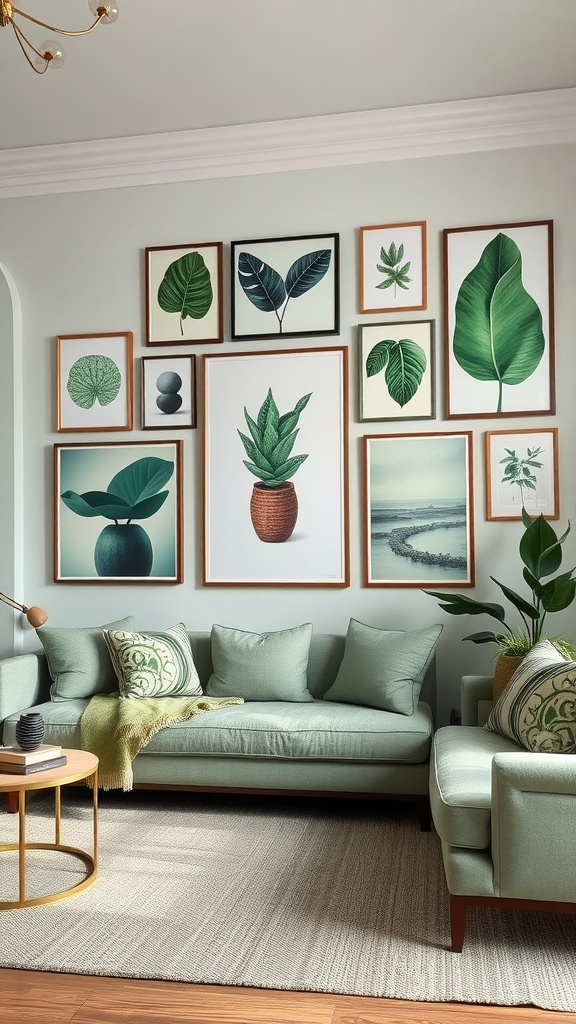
[485,427,559,521]
[230,233,339,341]
[358,222,427,314]
[145,241,223,345]
[443,220,555,419]
[363,431,474,588]
[141,355,196,430]
[359,319,435,422]
[56,332,133,432]
[54,440,183,583]
[203,347,349,586]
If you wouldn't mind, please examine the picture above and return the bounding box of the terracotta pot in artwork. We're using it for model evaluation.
[250,482,298,543]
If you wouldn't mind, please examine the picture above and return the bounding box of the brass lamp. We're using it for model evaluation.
[0,590,47,628]
[0,1,118,74]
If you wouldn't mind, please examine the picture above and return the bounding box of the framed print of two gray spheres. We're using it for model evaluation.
[156,370,182,414]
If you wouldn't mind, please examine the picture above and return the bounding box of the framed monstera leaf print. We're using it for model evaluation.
[56,332,133,432]
[145,241,224,345]
[443,221,555,418]
[231,234,340,341]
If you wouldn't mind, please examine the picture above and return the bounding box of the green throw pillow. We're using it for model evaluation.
[205,623,313,702]
[102,622,202,699]
[38,616,136,702]
[322,618,442,715]
[485,639,576,753]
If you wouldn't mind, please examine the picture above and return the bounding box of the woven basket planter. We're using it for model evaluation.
[492,654,524,703]
[250,482,298,543]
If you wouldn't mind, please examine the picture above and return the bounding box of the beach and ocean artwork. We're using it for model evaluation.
[364,432,474,587]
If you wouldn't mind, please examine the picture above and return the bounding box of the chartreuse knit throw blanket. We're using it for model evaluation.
[80,692,244,791]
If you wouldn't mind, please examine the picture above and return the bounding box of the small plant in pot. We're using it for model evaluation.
[238,388,312,543]
[61,456,174,577]
[424,509,576,695]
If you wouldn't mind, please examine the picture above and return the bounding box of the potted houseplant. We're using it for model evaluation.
[61,456,174,577]
[425,509,576,694]
[238,388,312,542]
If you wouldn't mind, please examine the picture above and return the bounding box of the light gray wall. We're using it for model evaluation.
[1,142,575,723]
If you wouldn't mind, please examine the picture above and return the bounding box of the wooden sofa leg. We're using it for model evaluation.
[416,796,431,832]
[6,791,18,814]
[449,894,467,952]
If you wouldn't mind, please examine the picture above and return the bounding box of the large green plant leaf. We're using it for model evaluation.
[453,233,545,412]
[423,591,507,622]
[519,515,564,579]
[366,338,427,408]
[60,490,131,520]
[237,253,286,311]
[157,252,213,334]
[285,250,331,298]
[278,392,312,438]
[108,458,174,507]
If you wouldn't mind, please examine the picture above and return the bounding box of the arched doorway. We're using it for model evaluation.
[0,262,24,657]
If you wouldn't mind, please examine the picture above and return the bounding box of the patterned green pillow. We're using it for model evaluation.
[102,622,202,699]
[485,639,576,753]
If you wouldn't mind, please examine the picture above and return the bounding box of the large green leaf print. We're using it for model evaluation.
[453,233,545,413]
[157,252,213,336]
[366,338,427,408]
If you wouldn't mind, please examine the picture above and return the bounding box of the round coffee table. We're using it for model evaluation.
[0,748,99,909]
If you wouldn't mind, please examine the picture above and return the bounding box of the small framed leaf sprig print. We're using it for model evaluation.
[359,320,435,422]
[145,241,223,345]
[443,221,555,418]
[231,233,339,341]
[358,222,427,314]
[56,332,133,432]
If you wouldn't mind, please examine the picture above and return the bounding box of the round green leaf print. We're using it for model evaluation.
[67,354,122,409]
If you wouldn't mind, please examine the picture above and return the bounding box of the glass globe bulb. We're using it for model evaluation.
[34,40,65,71]
[88,1,119,23]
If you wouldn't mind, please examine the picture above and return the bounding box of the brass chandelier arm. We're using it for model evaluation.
[7,6,106,36]
[8,17,50,72]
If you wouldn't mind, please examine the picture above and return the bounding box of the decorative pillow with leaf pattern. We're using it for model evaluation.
[103,622,202,699]
[485,639,576,753]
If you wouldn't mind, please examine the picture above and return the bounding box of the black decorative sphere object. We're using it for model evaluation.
[15,712,45,751]
[156,392,183,414]
[156,371,182,394]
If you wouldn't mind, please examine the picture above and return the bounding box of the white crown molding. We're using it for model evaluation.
[1,88,575,199]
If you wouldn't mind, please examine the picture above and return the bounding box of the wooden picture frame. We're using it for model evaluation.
[56,332,133,432]
[203,347,349,586]
[485,427,559,521]
[443,220,555,418]
[358,222,427,314]
[363,431,474,587]
[54,440,183,583]
[141,355,196,430]
[230,233,340,341]
[359,319,435,421]
[145,241,224,346]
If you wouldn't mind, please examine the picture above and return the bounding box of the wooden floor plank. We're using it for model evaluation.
[0,970,573,1024]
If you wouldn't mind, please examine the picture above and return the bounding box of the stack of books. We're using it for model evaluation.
[0,744,67,775]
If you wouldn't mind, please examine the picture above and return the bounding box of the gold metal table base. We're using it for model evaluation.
[0,841,97,909]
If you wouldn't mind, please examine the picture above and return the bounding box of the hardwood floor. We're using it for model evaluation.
[0,970,572,1024]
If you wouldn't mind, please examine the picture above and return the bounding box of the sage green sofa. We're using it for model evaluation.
[430,673,576,951]
[0,631,437,829]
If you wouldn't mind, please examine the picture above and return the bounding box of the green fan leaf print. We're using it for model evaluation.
[453,233,545,413]
[376,241,412,296]
[67,355,122,409]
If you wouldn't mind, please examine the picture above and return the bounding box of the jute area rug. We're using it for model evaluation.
[0,789,574,1010]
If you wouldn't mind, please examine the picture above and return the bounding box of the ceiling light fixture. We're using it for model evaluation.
[0,1,118,74]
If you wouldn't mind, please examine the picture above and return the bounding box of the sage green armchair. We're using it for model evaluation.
[430,674,576,951]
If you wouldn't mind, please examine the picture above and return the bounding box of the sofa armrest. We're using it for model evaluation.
[461,675,493,726]
[491,751,576,902]
[0,654,51,735]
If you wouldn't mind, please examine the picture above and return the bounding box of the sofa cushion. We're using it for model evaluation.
[37,616,136,702]
[323,619,442,715]
[103,623,202,699]
[2,699,433,764]
[484,640,576,753]
[430,725,522,849]
[205,623,314,702]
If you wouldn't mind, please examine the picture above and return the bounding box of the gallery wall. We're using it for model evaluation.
[1,139,575,723]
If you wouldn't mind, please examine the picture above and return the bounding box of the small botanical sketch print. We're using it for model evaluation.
[358,222,427,313]
[56,332,133,432]
[359,320,435,421]
[231,234,339,341]
[485,428,559,520]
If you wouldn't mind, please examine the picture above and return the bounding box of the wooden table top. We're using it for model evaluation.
[0,748,98,792]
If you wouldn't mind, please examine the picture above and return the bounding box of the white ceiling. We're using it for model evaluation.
[2,0,576,153]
